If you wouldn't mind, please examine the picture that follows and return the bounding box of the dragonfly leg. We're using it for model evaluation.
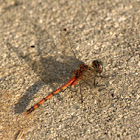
[79,83,83,103]
[93,77,97,87]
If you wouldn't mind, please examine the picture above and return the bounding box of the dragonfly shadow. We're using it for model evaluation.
[15,81,44,114]
[7,44,82,114]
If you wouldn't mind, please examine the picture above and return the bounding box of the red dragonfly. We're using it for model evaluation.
[24,60,104,115]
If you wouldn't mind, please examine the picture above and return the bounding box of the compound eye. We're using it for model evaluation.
[92,60,99,68]
[92,60,103,73]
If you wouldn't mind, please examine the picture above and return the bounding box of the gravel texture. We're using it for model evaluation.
[0,0,139,140]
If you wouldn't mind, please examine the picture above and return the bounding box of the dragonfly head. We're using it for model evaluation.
[92,60,104,73]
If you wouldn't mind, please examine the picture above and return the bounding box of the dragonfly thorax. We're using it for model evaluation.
[73,64,88,78]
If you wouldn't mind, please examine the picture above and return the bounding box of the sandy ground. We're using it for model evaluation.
[0,0,139,140]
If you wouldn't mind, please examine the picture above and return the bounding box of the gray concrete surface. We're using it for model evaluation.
[0,0,139,140]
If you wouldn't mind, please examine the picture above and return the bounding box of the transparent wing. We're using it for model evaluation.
[37,28,83,86]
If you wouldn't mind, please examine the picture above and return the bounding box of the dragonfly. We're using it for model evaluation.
[24,28,106,115]
[24,59,104,115]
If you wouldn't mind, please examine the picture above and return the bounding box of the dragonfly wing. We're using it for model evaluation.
[58,29,83,68]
